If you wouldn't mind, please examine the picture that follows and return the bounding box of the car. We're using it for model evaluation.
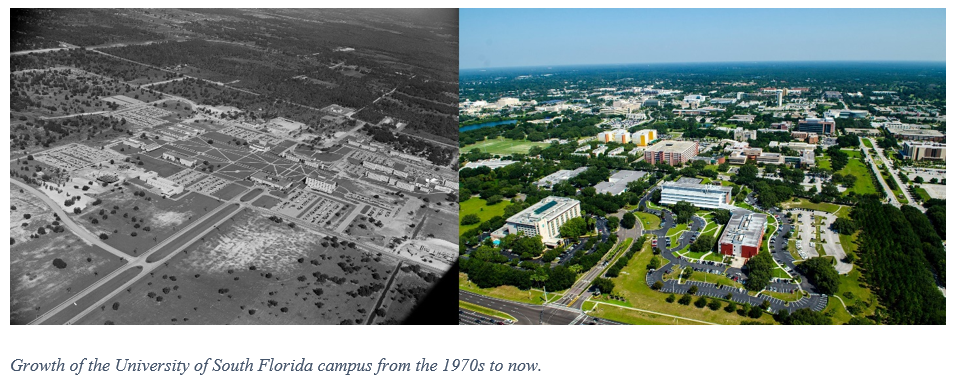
[474,319,481,323]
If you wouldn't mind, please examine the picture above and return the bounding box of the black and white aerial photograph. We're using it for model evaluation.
[9,8,460,325]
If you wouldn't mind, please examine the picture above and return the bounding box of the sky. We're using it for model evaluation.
[459,9,946,69]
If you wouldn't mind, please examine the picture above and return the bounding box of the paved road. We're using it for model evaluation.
[869,139,924,212]
[459,290,621,325]
[12,179,135,262]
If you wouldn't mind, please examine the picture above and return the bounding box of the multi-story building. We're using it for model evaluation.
[642,140,699,166]
[886,127,945,142]
[798,117,837,135]
[594,170,648,195]
[791,131,820,144]
[756,152,785,165]
[660,180,732,210]
[305,176,337,193]
[597,129,630,144]
[901,141,946,161]
[718,212,768,258]
[733,127,757,142]
[632,129,658,146]
[494,196,582,246]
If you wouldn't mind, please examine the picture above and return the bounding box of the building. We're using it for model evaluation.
[756,152,785,165]
[733,128,757,142]
[727,115,757,124]
[594,170,647,195]
[901,142,946,161]
[777,92,783,107]
[660,180,733,210]
[718,212,768,258]
[461,159,518,170]
[770,121,792,130]
[684,94,706,106]
[161,151,198,167]
[641,99,663,107]
[494,196,582,246]
[306,176,337,193]
[886,127,945,142]
[798,117,837,135]
[642,140,699,166]
[597,129,630,144]
[591,146,608,156]
[250,171,293,190]
[632,129,658,146]
[496,97,521,108]
[145,175,184,197]
[825,109,869,119]
[823,91,843,100]
[791,131,820,144]
[690,156,725,165]
[537,167,588,189]
[727,151,748,165]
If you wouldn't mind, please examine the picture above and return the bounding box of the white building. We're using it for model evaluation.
[496,97,521,108]
[632,129,658,146]
[494,196,582,246]
[660,181,733,210]
[145,175,184,197]
[306,177,337,193]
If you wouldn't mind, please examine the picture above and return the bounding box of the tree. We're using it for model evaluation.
[591,277,614,295]
[671,201,696,224]
[694,296,708,308]
[52,258,67,269]
[678,294,692,305]
[620,212,636,229]
[666,294,676,303]
[744,251,774,291]
[724,302,736,313]
[512,236,545,259]
[748,306,763,318]
[712,209,731,225]
[683,267,694,279]
[651,281,664,290]
[647,256,661,270]
[914,176,924,184]
[798,257,841,295]
[485,195,503,205]
[708,299,722,311]
[687,285,698,295]
[559,217,587,239]
[460,214,480,226]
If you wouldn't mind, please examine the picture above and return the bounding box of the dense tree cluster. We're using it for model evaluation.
[743,250,774,292]
[798,257,841,295]
[852,198,945,324]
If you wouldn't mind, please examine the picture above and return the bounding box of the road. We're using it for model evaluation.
[858,140,901,207]
[12,179,135,262]
[867,139,924,212]
[459,290,620,325]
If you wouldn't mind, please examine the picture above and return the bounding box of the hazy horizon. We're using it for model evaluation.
[460,9,946,70]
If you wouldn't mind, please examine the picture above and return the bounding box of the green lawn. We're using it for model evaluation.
[772,267,792,279]
[761,290,805,303]
[634,211,662,230]
[459,197,511,236]
[459,138,549,155]
[781,200,849,217]
[459,301,517,321]
[666,223,688,241]
[839,158,878,195]
[817,158,832,170]
[842,149,863,159]
[599,244,776,325]
[825,268,880,324]
[585,303,709,325]
[913,187,931,201]
[459,272,547,305]
[862,138,874,149]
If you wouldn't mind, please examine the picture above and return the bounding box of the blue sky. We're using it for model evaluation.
[460,9,946,69]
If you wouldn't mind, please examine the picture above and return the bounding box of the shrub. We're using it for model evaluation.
[694,296,708,308]
[666,294,676,303]
[687,285,698,295]
[678,295,692,305]
[651,281,663,290]
[52,258,67,269]
[724,302,736,313]
[708,300,722,311]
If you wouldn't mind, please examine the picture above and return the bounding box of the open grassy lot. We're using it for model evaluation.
[634,211,662,230]
[79,208,402,325]
[10,184,125,324]
[781,200,850,218]
[211,182,248,201]
[817,158,831,170]
[839,158,878,195]
[585,302,706,325]
[761,290,805,303]
[459,138,549,155]
[77,187,222,256]
[862,138,874,149]
[598,245,777,325]
[460,273,547,305]
[666,223,688,241]
[459,197,511,236]
[459,301,516,322]
[824,268,880,324]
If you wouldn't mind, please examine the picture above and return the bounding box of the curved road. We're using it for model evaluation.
[13,179,135,262]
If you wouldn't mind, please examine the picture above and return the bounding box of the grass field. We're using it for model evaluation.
[459,138,549,155]
[460,301,517,321]
[666,223,688,241]
[459,197,511,236]
[839,158,878,195]
[585,302,708,325]
[459,273,547,305]
[913,187,931,201]
[781,200,850,218]
[634,211,662,230]
[862,139,874,149]
[825,268,880,324]
[594,244,776,325]
[817,158,831,170]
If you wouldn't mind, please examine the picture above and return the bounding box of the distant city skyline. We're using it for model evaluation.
[460,9,946,69]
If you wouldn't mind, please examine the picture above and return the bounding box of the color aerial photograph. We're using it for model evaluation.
[10,8,460,325]
[457,8,946,325]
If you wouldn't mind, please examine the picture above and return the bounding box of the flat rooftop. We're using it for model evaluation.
[720,212,768,248]
[537,167,588,187]
[506,196,581,225]
[594,170,647,195]
[645,140,696,153]
[663,180,731,194]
